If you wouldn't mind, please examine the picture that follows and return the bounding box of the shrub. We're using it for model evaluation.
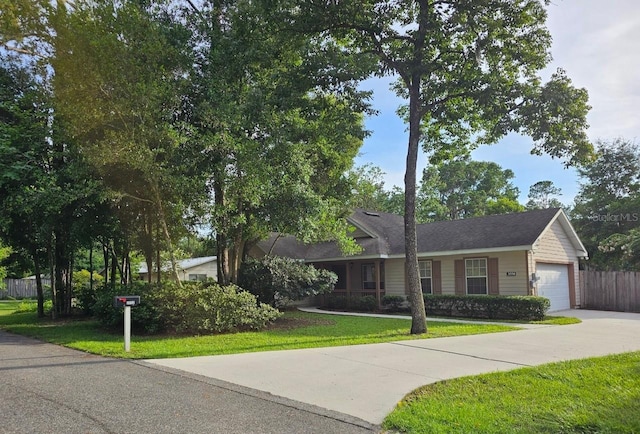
[382,295,406,312]
[92,281,164,334]
[239,256,337,307]
[91,280,281,335]
[323,295,348,310]
[348,295,377,312]
[73,269,104,315]
[422,294,549,321]
[12,299,53,314]
[154,281,282,334]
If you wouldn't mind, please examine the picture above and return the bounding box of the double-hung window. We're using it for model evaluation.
[465,258,487,295]
[189,274,207,282]
[418,260,432,294]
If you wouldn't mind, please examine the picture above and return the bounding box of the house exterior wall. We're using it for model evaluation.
[427,251,528,296]
[179,262,218,281]
[384,259,406,297]
[531,219,581,306]
[383,251,530,298]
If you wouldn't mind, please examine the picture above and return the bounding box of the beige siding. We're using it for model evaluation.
[533,220,576,262]
[384,259,406,297]
[410,251,530,296]
[532,220,581,306]
[179,262,218,281]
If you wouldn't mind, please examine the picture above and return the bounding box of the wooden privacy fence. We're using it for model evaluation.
[579,270,640,312]
[1,279,51,299]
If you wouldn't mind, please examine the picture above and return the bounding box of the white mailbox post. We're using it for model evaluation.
[113,296,141,352]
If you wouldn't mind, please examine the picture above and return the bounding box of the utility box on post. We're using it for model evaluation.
[113,295,141,352]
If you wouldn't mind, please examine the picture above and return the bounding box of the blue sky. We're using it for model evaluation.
[355,0,640,205]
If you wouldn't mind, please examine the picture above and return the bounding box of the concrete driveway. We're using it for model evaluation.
[146,309,640,425]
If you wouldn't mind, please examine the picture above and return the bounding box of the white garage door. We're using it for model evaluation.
[537,263,570,312]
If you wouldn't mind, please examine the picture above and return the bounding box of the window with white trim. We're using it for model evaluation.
[465,258,487,295]
[418,260,432,294]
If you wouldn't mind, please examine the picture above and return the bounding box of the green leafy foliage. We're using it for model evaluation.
[72,269,104,315]
[153,281,282,334]
[91,282,164,334]
[418,156,524,221]
[92,280,281,335]
[0,242,11,286]
[239,256,337,307]
[572,139,640,270]
[382,295,406,312]
[321,294,379,312]
[526,180,564,209]
[423,294,550,321]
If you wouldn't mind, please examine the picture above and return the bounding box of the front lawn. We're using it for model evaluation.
[0,301,517,358]
[384,351,640,433]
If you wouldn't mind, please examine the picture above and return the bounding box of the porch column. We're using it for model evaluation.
[346,262,351,299]
[375,259,381,309]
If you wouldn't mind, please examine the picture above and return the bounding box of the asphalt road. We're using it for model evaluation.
[0,331,378,434]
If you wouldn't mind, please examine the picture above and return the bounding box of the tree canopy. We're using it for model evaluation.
[572,139,640,270]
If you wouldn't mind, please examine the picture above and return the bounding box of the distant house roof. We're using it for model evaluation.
[138,256,217,274]
[257,208,587,261]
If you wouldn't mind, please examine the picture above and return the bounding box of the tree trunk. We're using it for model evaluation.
[213,175,230,284]
[48,236,57,320]
[156,246,161,284]
[405,84,428,334]
[151,184,182,285]
[89,244,94,293]
[32,247,44,318]
[103,242,109,285]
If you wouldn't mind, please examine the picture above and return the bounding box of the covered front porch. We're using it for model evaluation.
[315,259,386,307]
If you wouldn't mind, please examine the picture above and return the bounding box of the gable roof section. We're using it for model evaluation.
[414,208,560,255]
[258,208,585,261]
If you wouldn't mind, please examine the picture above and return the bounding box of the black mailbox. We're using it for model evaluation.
[113,295,141,308]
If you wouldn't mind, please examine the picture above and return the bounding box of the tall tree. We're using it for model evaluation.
[572,139,640,270]
[0,52,105,317]
[295,0,592,333]
[526,180,563,209]
[184,0,369,283]
[51,0,198,283]
[419,157,523,221]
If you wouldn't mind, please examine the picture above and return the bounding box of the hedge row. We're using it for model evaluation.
[322,293,549,320]
[322,294,378,312]
[423,294,550,321]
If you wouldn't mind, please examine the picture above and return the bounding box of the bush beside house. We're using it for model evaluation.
[322,293,549,320]
[423,294,550,321]
[238,255,337,308]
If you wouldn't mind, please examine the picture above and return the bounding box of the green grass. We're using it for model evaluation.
[0,301,518,359]
[384,351,640,433]
[532,315,582,325]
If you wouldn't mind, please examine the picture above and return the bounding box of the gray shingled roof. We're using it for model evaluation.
[258,208,564,261]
